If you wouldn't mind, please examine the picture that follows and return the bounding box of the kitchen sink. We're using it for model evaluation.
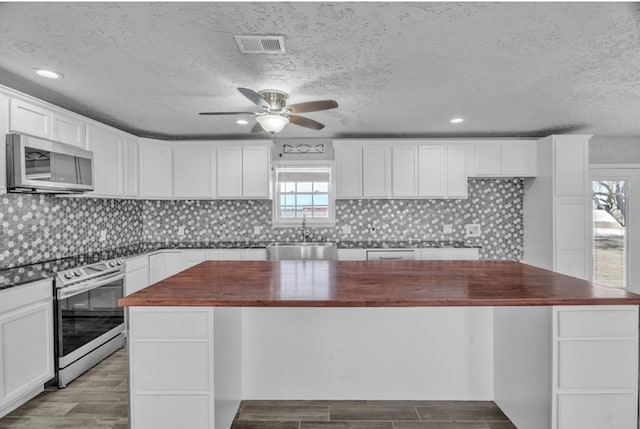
[267,242,337,261]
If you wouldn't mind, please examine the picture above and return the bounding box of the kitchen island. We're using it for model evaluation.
[120,260,640,429]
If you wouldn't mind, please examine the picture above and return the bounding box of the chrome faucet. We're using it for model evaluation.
[301,215,311,242]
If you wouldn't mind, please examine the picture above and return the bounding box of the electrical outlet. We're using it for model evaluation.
[177,226,185,236]
[465,223,481,238]
[368,224,377,234]
[341,225,352,234]
[99,230,107,241]
[253,226,261,235]
[443,224,453,234]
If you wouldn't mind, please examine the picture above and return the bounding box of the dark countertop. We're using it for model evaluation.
[0,240,478,290]
[119,260,640,308]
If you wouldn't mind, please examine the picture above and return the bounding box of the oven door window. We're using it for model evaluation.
[59,280,124,357]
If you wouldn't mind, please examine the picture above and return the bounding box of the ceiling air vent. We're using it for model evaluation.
[234,35,286,54]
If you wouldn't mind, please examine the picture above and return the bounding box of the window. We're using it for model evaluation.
[590,166,640,291]
[273,162,335,226]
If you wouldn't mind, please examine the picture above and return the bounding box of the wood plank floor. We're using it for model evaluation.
[0,349,516,429]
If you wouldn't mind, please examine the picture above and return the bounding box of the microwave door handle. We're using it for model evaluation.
[57,273,125,300]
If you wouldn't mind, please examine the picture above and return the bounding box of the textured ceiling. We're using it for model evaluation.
[0,2,639,140]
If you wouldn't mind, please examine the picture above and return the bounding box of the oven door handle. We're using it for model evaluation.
[57,273,125,300]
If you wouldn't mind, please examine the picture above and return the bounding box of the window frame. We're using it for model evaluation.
[272,160,336,227]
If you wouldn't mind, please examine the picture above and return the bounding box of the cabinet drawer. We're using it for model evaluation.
[557,394,636,429]
[557,308,638,338]
[0,279,52,314]
[558,340,637,389]
[366,250,415,261]
[130,309,211,339]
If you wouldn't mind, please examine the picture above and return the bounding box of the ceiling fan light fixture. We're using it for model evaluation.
[256,114,289,134]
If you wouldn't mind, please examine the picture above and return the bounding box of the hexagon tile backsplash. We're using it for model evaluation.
[0,178,523,268]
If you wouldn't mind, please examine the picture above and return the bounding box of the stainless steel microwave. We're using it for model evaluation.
[6,133,94,193]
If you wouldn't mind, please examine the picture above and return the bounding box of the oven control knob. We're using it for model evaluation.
[64,272,74,279]
[116,259,123,265]
[109,261,116,267]
[74,270,82,277]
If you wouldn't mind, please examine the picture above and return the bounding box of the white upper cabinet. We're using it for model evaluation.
[139,139,173,198]
[446,145,468,198]
[217,143,270,199]
[123,136,139,197]
[217,145,243,198]
[9,98,50,139]
[9,98,86,148]
[242,145,270,198]
[173,144,215,199]
[554,136,588,196]
[418,145,446,198]
[51,112,85,147]
[363,144,391,197]
[334,141,363,199]
[472,140,537,177]
[334,140,469,199]
[392,145,418,197]
[86,124,124,197]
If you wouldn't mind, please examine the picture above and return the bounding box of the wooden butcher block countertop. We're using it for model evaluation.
[118,260,640,307]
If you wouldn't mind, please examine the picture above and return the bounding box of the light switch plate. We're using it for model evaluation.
[443,224,453,234]
[341,225,352,234]
[253,226,261,235]
[465,223,481,238]
[99,230,107,241]
[177,226,185,236]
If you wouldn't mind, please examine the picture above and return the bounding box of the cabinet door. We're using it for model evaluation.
[334,143,363,198]
[125,255,149,296]
[86,125,124,197]
[242,249,267,260]
[51,113,85,147]
[173,145,213,198]
[0,297,53,410]
[217,145,243,198]
[392,145,418,197]
[0,93,9,194]
[418,146,445,198]
[123,137,139,197]
[475,143,502,176]
[149,252,184,284]
[363,144,390,198]
[554,137,588,197]
[139,140,173,198]
[447,145,468,198]
[9,98,50,139]
[242,145,270,198]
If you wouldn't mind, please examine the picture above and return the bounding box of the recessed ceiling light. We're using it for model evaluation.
[34,68,63,79]
[450,118,464,124]
[236,119,249,125]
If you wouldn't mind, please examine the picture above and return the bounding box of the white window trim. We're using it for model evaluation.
[272,160,336,227]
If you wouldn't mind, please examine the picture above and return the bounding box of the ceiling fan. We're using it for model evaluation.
[199,87,338,134]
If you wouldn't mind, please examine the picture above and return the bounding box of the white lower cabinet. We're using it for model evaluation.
[207,249,266,260]
[125,254,150,296]
[148,252,184,284]
[0,279,54,417]
[494,305,638,429]
[418,248,479,260]
[336,249,367,261]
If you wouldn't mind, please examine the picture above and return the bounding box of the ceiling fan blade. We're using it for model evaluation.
[237,87,270,110]
[198,111,256,115]
[289,115,325,130]
[287,100,338,114]
[250,122,264,133]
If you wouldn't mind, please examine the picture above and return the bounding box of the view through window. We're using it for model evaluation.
[273,164,334,225]
[592,178,629,287]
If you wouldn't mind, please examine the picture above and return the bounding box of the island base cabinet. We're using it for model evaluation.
[494,305,639,429]
[128,307,241,429]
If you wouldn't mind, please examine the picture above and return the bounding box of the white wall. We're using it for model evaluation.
[590,136,640,164]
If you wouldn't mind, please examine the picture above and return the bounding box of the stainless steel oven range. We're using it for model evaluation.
[54,258,126,388]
